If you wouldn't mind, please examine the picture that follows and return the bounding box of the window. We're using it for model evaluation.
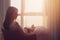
[10,0,21,13]
[10,0,47,28]
[24,0,44,13]
[24,16,44,27]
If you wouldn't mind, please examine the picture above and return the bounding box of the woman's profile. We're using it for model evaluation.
[3,7,18,29]
[3,7,24,40]
[3,6,36,40]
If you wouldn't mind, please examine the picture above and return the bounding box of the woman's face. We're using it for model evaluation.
[12,10,18,19]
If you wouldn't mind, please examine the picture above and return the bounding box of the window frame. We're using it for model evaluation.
[10,0,47,28]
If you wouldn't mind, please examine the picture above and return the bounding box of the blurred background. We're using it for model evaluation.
[0,0,60,40]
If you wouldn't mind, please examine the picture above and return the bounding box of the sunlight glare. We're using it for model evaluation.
[16,16,21,25]
[10,0,45,28]
[24,16,44,27]
[25,0,44,13]
[10,0,21,14]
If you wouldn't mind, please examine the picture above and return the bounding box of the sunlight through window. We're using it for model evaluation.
[10,0,45,28]
[16,16,21,26]
[25,0,44,13]
[10,0,21,14]
[24,16,44,27]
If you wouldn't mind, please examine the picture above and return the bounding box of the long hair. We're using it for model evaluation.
[3,7,18,29]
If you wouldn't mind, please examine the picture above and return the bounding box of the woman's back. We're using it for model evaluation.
[2,22,24,40]
[9,22,24,40]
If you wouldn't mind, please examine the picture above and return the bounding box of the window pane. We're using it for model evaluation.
[25,0,44,13]
[16,16,21,26]
[24,16,44,27]
[10,0,21,14]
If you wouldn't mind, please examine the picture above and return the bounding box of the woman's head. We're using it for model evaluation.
[6,7,18,21]
[3,7,18,29]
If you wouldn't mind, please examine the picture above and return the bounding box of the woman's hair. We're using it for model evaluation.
[3,7,18,29]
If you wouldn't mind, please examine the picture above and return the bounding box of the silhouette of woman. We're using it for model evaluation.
[3,6,36,40]
[3,7,18,29]
[3,7,24,40]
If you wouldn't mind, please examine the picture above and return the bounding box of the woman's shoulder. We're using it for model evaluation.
[9,22,20,30]
[10,22,19,26]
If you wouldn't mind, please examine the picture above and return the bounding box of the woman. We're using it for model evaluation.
[3,7,24,40]
[3,7,18,29]
[3,6,36,40]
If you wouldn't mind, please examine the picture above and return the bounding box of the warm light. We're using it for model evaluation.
[16,16,21,26]
[10,0,44,13]
[24,16,44,27]
[25,0,44,13]
[10,0,21,13]
[10,0,45,28]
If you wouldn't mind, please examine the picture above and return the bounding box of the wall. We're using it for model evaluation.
[46,0,60,40]
[0,0,4,40]
[0,0,10,40]
[56,0,60,40]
